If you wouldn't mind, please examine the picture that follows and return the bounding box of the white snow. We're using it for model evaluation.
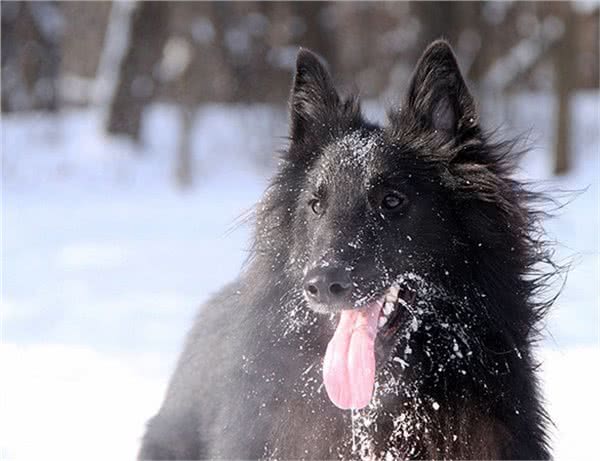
[540,346,600,460]
[0,343,165,460]
[1,90,599,459]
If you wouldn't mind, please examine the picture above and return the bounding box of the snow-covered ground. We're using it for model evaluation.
[1,93,598,459]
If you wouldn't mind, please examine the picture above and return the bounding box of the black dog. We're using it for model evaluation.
[139,41,555,460]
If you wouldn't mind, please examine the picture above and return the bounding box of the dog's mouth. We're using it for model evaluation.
[376,282,416,339]
[322,282,417,410]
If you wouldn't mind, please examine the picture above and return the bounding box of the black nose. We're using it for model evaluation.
[303,266,353,305]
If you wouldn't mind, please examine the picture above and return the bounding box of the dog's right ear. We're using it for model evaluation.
[289,49,341,144]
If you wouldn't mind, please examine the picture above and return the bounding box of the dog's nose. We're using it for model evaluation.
[303,266,353,305]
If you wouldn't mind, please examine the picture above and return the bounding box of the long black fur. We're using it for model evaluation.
[139,40,558,460]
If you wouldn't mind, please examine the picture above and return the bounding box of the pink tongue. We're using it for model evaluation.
[323,301,382,409]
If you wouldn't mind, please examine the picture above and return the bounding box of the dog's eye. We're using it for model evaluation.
[381,192,408,212]
[309,198,324,215]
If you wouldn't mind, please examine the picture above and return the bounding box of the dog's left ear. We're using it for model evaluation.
[404,40,478,141]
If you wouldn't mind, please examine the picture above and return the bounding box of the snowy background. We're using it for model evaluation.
[2,91,598,460]
[1,1,599,458]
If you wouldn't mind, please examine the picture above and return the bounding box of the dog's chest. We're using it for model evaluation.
[260,392,412,461]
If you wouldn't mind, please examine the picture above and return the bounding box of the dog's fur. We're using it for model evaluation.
[139,41,556,460]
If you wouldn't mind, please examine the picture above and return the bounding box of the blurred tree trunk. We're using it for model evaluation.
[175,105,194,189]
[210,1,240,101]
[1,1,61,112]
[106,1,168,141]
[554,3,576,175]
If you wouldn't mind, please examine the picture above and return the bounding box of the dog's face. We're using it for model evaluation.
[267,42,485,409]
[298,129,455,314]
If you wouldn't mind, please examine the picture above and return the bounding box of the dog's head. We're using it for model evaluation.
[284,42,481,312]
[254,41,540,409]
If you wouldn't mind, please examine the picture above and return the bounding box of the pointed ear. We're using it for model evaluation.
[289,49,341,143]
[405,40,478,141]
